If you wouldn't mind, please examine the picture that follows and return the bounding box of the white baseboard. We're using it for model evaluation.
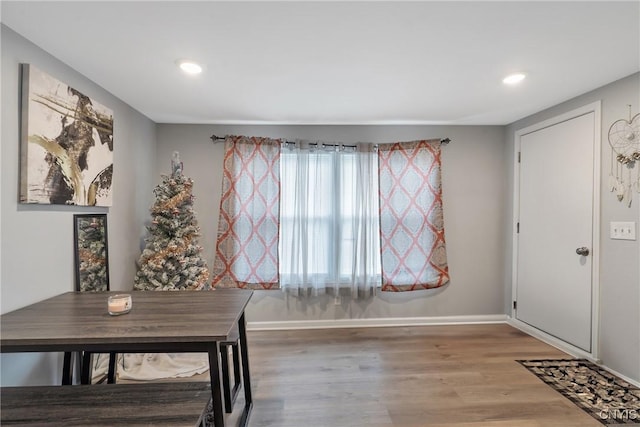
[601,365,640,388]
[247,314,508,331]
[506,317,597,360]
[507,317,640,388]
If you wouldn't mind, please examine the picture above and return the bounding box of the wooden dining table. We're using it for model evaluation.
[0,289,254,427]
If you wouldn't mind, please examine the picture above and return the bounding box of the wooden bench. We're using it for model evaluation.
[77,325,243,414]
[1,382,213,426]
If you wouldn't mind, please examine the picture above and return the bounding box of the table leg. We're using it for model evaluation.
[107,352,117,384]
[207,342,226,427]
[80,352,92,384]
[237,312,253,427]
[220,344,232,413]
[62,352,72,385]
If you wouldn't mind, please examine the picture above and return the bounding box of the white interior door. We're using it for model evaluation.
[515,111,595,352]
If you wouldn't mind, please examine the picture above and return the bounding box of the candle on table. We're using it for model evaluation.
[108,294,132,316]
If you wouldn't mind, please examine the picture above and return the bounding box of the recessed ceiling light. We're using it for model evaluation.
[503,73,526,85]
[177,60,203,75]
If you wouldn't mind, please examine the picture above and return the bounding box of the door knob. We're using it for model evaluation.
[575,247,590,256]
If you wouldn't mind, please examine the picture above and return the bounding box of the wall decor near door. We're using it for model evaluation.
[608,105,639,207]
[74,214,110,292]
[19,64,114,206]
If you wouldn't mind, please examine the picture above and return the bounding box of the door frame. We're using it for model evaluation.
[511,101,601,360]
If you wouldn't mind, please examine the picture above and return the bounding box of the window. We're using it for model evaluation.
[212,137,449,293]
[279,145,381,294]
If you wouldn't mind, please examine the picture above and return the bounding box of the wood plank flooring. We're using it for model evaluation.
[226,324,602,427]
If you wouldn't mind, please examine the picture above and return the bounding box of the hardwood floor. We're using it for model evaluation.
[227,324,602,427]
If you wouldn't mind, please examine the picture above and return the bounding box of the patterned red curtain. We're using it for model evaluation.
[212,136,281,289]
[377,140,449,291]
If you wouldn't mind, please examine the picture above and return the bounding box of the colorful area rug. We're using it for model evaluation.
[518,359,640,425]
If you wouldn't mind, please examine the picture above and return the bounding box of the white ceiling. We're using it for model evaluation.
[2,1,639,125]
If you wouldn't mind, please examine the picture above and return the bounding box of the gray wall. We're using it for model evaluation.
[504,72,640,382]
[0,26,157,385]
[157,124,508,322]
[2,23,636,387]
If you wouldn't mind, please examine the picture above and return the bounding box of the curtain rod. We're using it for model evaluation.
[210,134,451,146]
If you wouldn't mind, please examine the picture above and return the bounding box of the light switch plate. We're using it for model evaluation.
[610,222,636,240]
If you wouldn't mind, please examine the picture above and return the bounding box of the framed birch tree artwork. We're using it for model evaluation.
[19,64,114,206]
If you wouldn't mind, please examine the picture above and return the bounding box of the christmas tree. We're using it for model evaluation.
[134,152,210,291]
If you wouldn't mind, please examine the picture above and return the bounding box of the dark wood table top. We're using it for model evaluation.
[0,289,253,353]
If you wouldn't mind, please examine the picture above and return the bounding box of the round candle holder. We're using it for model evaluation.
[108,294,132,316]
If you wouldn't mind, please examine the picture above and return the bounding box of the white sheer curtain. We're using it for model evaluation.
[279,142,381,296]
